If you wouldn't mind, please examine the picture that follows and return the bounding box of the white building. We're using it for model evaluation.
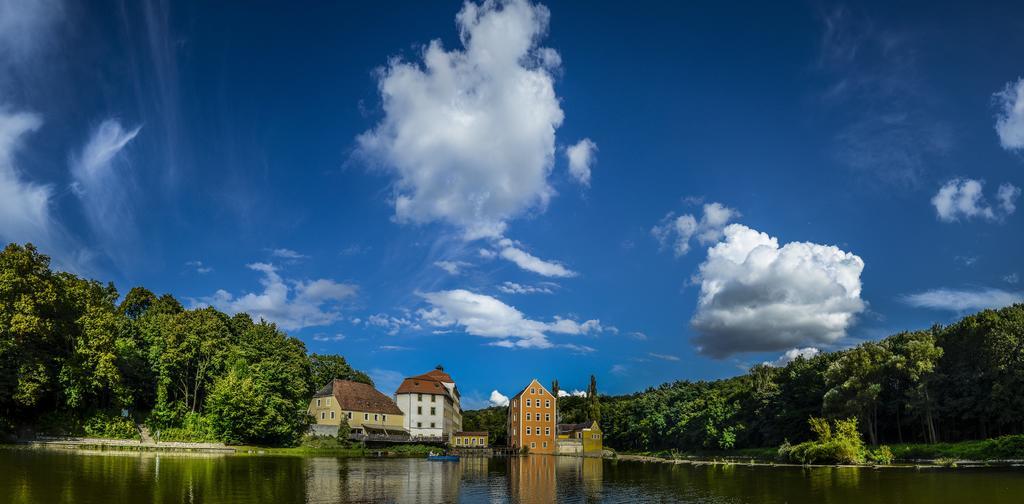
[394,367,463,439]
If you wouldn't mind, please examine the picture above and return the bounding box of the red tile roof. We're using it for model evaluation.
[395,369,461,399]
[314,379,403,415]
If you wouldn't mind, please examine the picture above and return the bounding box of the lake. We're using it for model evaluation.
[1,448,1023,503]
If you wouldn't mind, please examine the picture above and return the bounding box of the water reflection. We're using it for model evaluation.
[3,448,1024,503]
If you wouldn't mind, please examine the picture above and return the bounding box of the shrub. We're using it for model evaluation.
[869,445,894,465]
[83,411,139,440]
[777,417,865,465]
[153,412,219,442]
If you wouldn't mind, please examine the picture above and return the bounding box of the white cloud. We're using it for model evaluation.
[764,347,820,367]
[566,138,597,186]
[70,119,142,249]
[628,331,648,341]
[197,262,357,331]
[496,238,576,277]
[367,313,415,335]
[691,224,866,358]
[1006,273,1020,285]
[610,364,627,375]
[313,333,345,342]
[995,77,1024,151]
[357,0,568,240]
[418,289,601,349]
[434,260,471,275]
[488,390,509,407]
[271,248,308,260]
[379,345,412,351]
[557,389,586,398]
[0,108,55,249]
[185,260,213,274]
[652,202,739,256]
[931,178,1018,222]
[497,281,555,294]
[998,183,1021,215]
[648,352,680,362]
[902,288,1023,312]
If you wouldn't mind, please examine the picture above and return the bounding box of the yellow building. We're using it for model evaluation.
[507,379,557,454]
[450,431,488,448]
[556,420,603,455]
[308,379,406,437]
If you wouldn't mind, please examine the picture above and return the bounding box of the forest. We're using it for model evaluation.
[0,243,370,446]
[467,302,1024,454]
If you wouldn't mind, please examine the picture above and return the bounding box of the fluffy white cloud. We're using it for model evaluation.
[418,289,601,349]
[995,77,1024,151]
[434,260,471,275]
[557,389,586,398]
[496,238,576,277]
[931,178,1018,222]
[357,0,569,240]
[198,263,357,331]
[566,138,597,186]
[902,288,1023,312]
[497,281,555,294]
[0,108,55,249]
[764,347,820,367]
[652,202,739,256]
[489,390,510,407]
[70,119,142,249]
[691,224,866,358]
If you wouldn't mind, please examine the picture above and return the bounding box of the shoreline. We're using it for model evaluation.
[611,453,1024,469]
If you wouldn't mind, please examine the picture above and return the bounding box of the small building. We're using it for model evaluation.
[507,378,557,454]
[308,379,406,438]
[394,367,463,439]
[556,420,603,456]
[451,431,488,448]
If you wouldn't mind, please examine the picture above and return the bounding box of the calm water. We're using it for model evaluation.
[2,448,1023,503]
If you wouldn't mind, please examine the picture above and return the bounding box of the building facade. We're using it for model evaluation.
[451,431,488,448]
[556,420,603,456]
[308,379,406,436]
[394,367,463,439]
[507,378,557,454]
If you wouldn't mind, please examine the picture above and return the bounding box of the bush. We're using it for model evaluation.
[869,445,894,465]
[83,411,139,440]
[153,412,219,442]
[777,417,865,465]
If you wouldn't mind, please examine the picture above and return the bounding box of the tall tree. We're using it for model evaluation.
[587,375,601,423]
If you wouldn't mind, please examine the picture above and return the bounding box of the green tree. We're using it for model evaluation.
[308,353,372,393]
[824,342,891,445]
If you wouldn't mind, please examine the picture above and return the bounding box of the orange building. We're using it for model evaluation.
[507,379,556,454]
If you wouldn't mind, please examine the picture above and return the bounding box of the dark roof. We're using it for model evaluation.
[414,369,453,382]
[557,422,595,434]
[454,431,488,436]
[314,379,403,416]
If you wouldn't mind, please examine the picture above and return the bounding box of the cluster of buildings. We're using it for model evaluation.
[307,369,602,456]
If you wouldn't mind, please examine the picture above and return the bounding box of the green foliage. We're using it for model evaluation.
[869,445,894,465]
[462,406,507,445]
[890,434,1024,461]
[778,417,865,465]
[0,243,366,447]
[309,353,372,392]
[336,419,351,445]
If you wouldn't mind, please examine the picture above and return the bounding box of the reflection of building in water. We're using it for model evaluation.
[509,455,555,502]
[556,456,603,499]
[305,458,461,503]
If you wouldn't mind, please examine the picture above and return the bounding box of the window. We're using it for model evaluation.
[542,442,547,448]
[526,413,531,420]
[316,399,321,407]
[417,422,422,428]
[531,442,536,449]
[431,395,436,403]
[545,400,550,408]
[347,412,352,419]
[417,406,422,414]
[456,438,462,445]
[471,438,476,445]
[382,415,387,422]
[374,414,379,422]
[364,413,369,421]
[430,407,436,415]
[330,411,335,419]
[320,412,325,420]
[326,397,331,406]
[545,427,550,436]
[526,427,531,435]
[430,422,436,428]
[418,394,422,401]
[526,399,531,407]
[545,414,550,421]
[530,388,535,394]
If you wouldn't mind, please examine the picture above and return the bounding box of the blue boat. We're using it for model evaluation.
[427,455,460,462]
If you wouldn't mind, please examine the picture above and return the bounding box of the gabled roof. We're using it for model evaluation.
[413,369,453,383]
[314,379,403,416]
[395,368,460,398]
[511,378,552,400]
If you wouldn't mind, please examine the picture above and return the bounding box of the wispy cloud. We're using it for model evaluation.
[648,352,680,362]
[902,287,1023,312]
[270,248,308,260]
[495,238,576,278]
[497,281,555,295]
[566,138,597,187]
[185,260,213,274]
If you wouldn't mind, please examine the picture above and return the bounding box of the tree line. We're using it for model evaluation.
[553,303,1024,452]
[0,243,370,446]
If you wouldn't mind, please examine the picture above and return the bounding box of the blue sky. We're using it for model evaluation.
[1,0,1022,408]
